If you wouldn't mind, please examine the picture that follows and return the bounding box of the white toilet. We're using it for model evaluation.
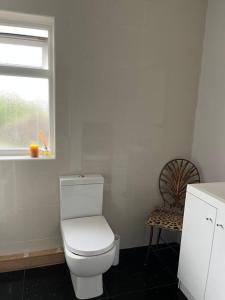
[59,175,116,299]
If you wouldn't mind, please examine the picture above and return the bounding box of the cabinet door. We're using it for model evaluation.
[178,193,216,300]
[205,208,225,300]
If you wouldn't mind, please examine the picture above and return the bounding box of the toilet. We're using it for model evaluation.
[59,175,116,299]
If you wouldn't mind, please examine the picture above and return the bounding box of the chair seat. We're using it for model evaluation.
[146,208,183,231]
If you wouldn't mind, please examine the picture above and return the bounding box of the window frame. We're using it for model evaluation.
[0,12,55,159]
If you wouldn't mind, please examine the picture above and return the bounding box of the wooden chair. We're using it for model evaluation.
[144,158,200,265]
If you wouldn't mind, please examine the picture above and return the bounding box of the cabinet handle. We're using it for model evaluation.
[206,217,213,223]
[217,224,224,230]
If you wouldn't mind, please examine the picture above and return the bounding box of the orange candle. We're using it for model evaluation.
[29,144,39,158]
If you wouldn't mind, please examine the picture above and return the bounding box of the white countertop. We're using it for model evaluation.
[188,182,225,205]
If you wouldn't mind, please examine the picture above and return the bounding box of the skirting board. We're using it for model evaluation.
[0,248,65,273]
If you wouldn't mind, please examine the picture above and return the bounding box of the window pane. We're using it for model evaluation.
[0,75,49,149]
[0,43,45,68]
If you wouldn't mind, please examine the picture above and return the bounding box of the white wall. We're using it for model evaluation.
[0,0,207,255]
[192,0,225,182]
[0,0,71,255]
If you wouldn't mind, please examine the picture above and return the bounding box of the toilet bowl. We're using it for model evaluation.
[64,239,116,299]
[59,175,116,299]
[61,216,116,299]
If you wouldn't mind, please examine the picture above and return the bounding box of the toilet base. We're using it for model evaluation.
[70,272,103,299]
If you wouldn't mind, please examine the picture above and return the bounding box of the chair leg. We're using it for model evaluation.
[144,226,154,266]
[157,228,162,245]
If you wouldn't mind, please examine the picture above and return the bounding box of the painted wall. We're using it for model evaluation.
[192,0,225,181]
[0,0,71,255]
[0,0,207,255]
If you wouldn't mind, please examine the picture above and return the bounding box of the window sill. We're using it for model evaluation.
[0,155,55,161]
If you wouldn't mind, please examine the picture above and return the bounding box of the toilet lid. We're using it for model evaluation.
[61,216,115,256]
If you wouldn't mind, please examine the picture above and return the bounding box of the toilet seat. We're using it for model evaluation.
[61,216,115,256]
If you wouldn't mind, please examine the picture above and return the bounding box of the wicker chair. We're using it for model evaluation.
[144,159,200,265]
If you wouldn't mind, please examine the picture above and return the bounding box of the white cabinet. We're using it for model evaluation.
[178,182,225,300]
[178,193,216,300]
[205,208,225,300]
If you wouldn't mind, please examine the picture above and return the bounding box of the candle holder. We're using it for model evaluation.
[29,144,39,158]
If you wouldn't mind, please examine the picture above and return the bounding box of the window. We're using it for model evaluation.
[0,12,55,159]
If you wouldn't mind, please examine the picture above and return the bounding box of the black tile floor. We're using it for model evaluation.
[0,243,187,300]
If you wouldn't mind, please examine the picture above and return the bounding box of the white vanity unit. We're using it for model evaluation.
[178,182,225,300]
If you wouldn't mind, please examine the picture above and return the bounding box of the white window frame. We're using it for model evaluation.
[0,11,55,159]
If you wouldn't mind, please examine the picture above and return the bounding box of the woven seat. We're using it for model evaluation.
[144,159,200,265]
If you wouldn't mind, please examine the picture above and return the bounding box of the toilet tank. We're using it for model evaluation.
[59,175,104,220]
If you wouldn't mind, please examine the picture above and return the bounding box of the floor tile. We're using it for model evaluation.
[150,243,171,252]
[0,270,24,300]
[144,250,177,286]
[23,264,75,300]
[154,247,179,274]
[143,264,177,289]
[23,264,107,300]
[104,249,177,298]
[107,288,159,300]
[169,243,180,253]
[156,284,187,300]
[1,243,184,300]
[108,284,187,300]
[104,264,140,296]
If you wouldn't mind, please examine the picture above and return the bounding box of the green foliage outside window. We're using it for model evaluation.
[0,95,48,148]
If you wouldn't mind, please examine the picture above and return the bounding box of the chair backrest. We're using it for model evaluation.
[159,159,200,210]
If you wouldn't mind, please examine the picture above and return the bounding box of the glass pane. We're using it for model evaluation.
[0,43,44,68]
[0,75,49,149]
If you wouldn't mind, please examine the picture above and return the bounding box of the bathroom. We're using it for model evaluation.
[0,0,224,299]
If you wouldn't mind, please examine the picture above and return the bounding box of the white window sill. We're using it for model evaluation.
[0,155,55,161]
